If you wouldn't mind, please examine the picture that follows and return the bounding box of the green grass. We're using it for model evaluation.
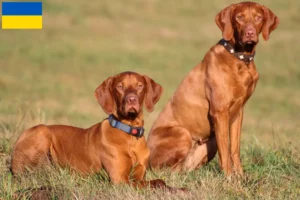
[0,0,300,199]
[0,144,299,199]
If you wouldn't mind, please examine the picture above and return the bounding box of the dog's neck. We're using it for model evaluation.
[219,39,256,64]
[108,113,145,138]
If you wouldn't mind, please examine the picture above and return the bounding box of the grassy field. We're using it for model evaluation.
[0,0,300,199]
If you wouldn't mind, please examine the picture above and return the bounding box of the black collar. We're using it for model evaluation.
[218,39,255,64]
[108,115,144,138]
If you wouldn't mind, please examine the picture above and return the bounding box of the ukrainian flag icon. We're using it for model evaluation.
[2,2,42,29]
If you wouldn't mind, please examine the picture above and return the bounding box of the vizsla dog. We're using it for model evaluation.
[11,71,180,190]
[147,2,279,175]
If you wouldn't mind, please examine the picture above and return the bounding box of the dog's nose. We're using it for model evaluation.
[126,95,138,105]
[245,26,256,38]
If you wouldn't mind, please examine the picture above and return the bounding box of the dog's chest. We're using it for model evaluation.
[235,62,258,97]
[228,62,258,116]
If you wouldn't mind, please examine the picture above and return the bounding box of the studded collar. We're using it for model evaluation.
[218,39,255,64]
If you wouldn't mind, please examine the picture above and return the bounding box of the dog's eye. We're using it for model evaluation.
[236,14,244,22]
[138,84,143,89]
[255,15,262,22]
[117,84,123,90]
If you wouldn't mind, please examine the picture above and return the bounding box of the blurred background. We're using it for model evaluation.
[0,0,299,148]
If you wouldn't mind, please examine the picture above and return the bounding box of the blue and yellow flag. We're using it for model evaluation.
[2,2,42,29]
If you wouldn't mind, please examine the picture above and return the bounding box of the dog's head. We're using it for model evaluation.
[94,71,163,120]
[215,2,279,49]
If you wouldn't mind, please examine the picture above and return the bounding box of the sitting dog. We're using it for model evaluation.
[147,2,279,175]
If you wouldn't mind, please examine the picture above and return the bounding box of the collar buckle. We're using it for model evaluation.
[129,127,144,138]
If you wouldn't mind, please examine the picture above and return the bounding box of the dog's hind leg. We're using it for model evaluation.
[11,125,52,175]
[148,126,192,170]
[177,136,217,171]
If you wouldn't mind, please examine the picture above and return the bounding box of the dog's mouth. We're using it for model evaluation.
[125,109,139,120]
[241,39,256,45]
[245,40,254,44]
[238,39,257,52]
[121,105,140,119]
[241,36,258,45]
[127,111,138,119]
[244,42,257,52]
[127,107,138,114]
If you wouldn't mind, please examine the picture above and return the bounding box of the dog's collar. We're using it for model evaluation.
[218,39,255,64]
[108,115,144,138]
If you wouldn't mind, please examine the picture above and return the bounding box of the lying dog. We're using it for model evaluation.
[147,2,279,175]
[11,71,182,190]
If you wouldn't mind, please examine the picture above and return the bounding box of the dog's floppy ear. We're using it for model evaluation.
[215,4,236,41]
[261,5,279,41]
[94,77,114,114]
[143,75,163,112]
